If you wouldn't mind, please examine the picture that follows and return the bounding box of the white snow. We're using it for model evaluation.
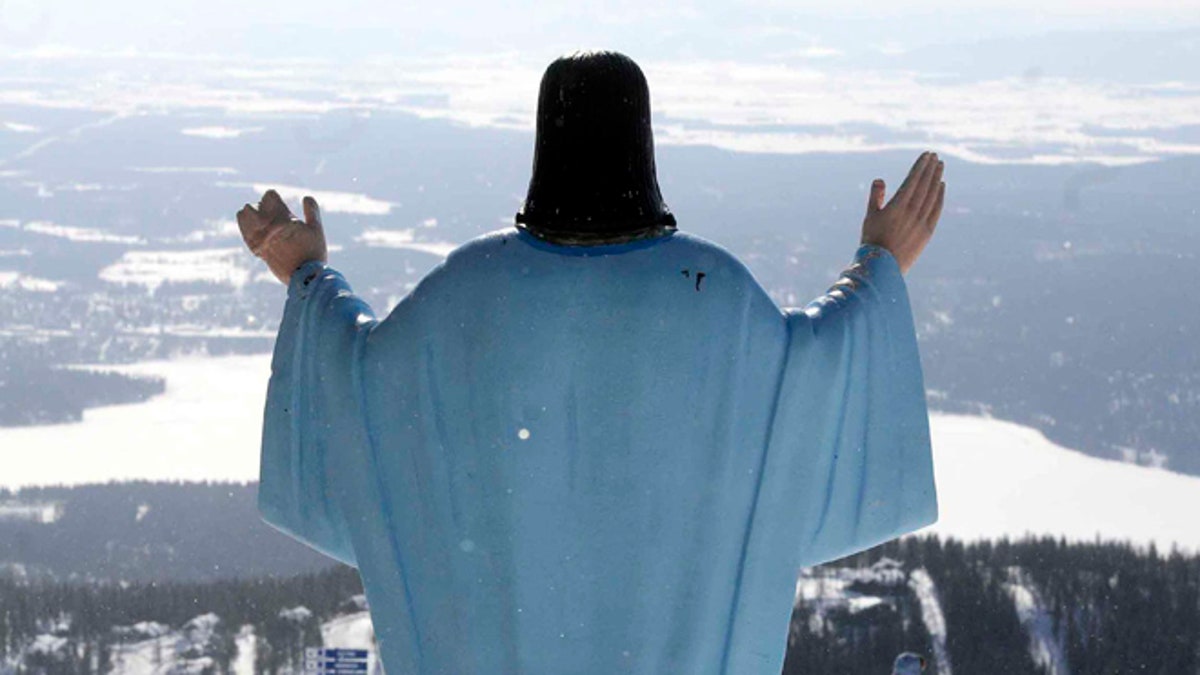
[107,616,256,675]
[355,227,458,257]
[220,182,397,216]
[181,613,221,646]
[108,613,223,675]
[1004,568,1070,675]
[232,625,256,675]
[2,121,40,133]
[128,166,239,175]
[113,621,172,641]
[181,126,263,139]
[0,271,62,292]
[168,218,241,244]
[0,326,75,338]
[796,558,907,633]
[26,634,69,656]
[58,182,106,192]
[321,612,383,675]
[0,500,63,523]
[0,355,271,489]
[119,324,276,339]
[279,606,313,622]
[908,568,953,675]
[108,632,176,673]
[1116,444,1170,469]
[98,247,257,291]
[9,605,377,675]
[0,219,145,245]
[342,595,369,612]
[919,413,1200,554]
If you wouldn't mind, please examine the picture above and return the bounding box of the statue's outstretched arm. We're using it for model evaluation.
[767,152,946,566]
[239,191,376,567]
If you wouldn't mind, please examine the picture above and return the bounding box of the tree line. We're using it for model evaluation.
[2,535,1197,674]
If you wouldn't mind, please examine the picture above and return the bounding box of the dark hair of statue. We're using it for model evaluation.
[515,50,677,245]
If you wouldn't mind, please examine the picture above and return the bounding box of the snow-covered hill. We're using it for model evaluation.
[2,354,1198,553]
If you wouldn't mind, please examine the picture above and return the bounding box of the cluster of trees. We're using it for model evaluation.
[1,535,1198,673]
[786,536,1200,674]
[0,364,163,427]
[1,565,363,675]
[0,482,335,582]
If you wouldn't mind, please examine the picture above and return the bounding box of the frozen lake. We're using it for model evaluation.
[1,353,1197,553]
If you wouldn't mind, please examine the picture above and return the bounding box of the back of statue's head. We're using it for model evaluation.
[516,50,676,245]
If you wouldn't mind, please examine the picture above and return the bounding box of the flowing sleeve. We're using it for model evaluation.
[257,259,378,568]
[772,244,938,568]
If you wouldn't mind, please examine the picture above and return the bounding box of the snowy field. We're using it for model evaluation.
[1,354,1197,553]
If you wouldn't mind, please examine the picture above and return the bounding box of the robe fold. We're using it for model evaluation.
[257,227,937,675]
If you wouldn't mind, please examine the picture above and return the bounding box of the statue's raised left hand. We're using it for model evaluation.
[237,190,328,284]
[860,151,945,275]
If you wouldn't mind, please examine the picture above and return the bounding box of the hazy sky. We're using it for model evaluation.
[2,0,1198,61]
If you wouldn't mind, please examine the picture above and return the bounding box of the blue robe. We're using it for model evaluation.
[257,227,937,674]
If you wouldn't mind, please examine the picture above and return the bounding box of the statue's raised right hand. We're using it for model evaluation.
[860,152,945,275]
[237,189,328,285]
